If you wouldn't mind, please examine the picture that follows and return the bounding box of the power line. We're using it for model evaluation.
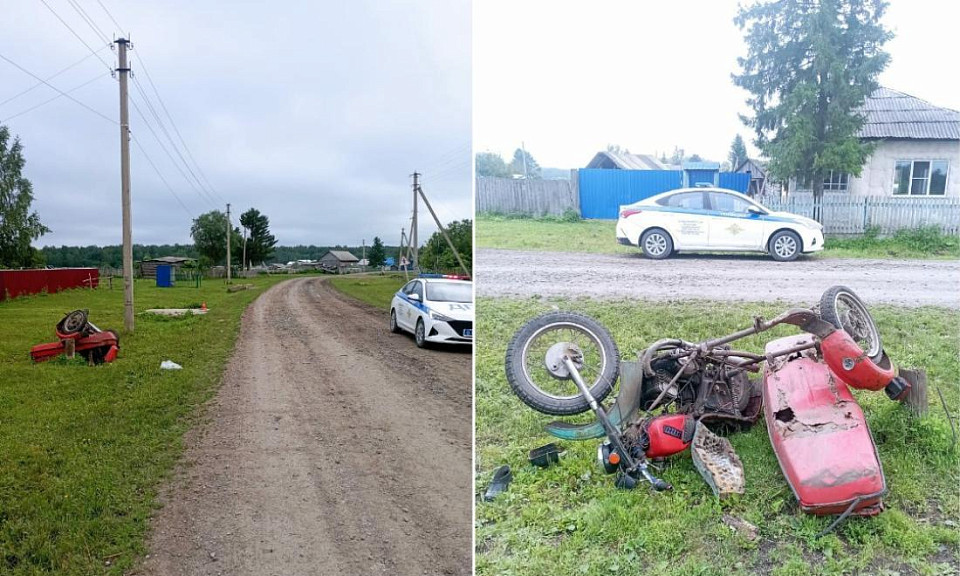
[135,55,225,203]
[95,0,124,33]
[131,135,194,218]
[66,0,112,45]
[0,51,116,125]
[37,0,113,72]
[129,92,218,210]
[1,70,110,123]
[0,46,108,108]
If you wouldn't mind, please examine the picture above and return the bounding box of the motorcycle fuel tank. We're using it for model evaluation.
[762,335,885,516]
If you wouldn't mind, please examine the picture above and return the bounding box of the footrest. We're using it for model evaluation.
[691,421,745,498]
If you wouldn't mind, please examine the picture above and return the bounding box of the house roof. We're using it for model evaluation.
[586,151,669,170]
[736,158,767,176]
[859,87,959,140]
[143,256,195,263]
[323,250,359,262]
[682,161,720,171]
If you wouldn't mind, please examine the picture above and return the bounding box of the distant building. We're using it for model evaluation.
[139,256,195,279]
[791,87,959,197]
[585,151,670,170]
[318,250,359,273]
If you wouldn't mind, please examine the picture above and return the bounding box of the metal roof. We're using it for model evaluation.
[143,256,195,263]
[859,87,959,140]
[682,161,720,171]
[323,250,359,262]
[586,151,668,170]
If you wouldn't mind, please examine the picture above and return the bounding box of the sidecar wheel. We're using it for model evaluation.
[819,285,883,361]
[505,311,619,416]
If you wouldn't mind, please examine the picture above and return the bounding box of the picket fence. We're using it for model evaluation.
[761,195,960,235]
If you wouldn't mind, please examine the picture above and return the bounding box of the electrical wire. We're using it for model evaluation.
[0,45,109,108]
[66,0,112,45]
[0,50,116,125]
[131,134,194,218]
[1,70,111,123]
[37,0,113,72]
[94,0,124,33]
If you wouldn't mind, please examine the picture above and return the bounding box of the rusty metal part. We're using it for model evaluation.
[691,421,745,498]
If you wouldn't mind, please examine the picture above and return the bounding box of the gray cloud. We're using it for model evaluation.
[1,0,471,248]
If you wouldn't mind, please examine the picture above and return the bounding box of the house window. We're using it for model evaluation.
[893,160,948,196]
[823,171,848,191]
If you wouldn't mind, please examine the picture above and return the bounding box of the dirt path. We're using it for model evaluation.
[138,277,472,576]
[476,248,960,308]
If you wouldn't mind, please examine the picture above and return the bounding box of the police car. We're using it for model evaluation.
[616,187,824,261]
[390,275,473,348]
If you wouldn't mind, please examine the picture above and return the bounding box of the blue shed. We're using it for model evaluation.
[156,264,174,288]
[681,161,721,187]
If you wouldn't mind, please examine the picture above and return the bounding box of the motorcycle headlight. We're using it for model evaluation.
[430,311,454,322]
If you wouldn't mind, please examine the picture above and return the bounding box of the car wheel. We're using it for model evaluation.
[640,228,673,260]
[769,230,801,261]
[389,309,401,333]
[415,319,427,348]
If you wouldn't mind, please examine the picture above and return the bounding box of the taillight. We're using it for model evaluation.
[620,208,643,219]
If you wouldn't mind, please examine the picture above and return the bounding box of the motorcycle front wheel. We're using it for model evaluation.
[504,311,620,416]
[819,285,883,361]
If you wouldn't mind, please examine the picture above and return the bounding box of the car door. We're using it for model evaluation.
[407,280,425,327]
[705,192,766,250]
[397,280,418,329]
[658,191,709,249]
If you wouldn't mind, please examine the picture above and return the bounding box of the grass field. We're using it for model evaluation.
[475,297,959,576]
[0,275,286,575]
[476,216,960,260]
[328,273,408,309]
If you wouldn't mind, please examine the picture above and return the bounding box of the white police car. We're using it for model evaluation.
[390,275,473,348]
[616,187,824,261]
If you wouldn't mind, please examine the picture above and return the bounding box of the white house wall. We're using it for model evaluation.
[849,140,960,197]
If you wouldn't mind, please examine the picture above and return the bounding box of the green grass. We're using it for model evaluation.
[328,273,408,309]
[475,297,959,576]
[476,216,960,259]
[0,275,287,575]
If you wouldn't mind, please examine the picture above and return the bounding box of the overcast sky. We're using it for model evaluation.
[1,0,471,247]
[475,0,960,170]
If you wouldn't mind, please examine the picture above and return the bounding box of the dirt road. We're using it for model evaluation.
[138,277,472,576]
[476,248,960,308]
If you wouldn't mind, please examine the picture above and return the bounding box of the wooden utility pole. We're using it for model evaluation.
[411,172,419,271]
[225,203,232,283]
[416,183,471,278]
[241,221,247,272]
[116,38,134,333]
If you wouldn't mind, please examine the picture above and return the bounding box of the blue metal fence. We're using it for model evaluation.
[578,170,751,219]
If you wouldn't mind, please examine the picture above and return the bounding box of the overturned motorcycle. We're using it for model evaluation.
[505,286,913,524]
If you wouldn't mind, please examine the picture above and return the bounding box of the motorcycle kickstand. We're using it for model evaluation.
[561,356,672,491]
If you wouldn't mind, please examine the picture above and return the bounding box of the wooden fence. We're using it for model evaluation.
[476,176,578,217]
[761,195,960,235]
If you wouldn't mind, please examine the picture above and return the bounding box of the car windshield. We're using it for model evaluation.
[426,282,472,303]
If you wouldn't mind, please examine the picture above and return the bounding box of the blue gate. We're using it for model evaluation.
[578,170,751,219]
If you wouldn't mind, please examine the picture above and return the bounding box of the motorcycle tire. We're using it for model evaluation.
[505,311,619,416]
[819,285,883,362]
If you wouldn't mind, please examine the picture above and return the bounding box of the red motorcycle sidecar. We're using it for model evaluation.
[762,334,887,517]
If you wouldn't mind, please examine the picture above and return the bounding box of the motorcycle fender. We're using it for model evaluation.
[544,360,643,441]
[821,330,896,392]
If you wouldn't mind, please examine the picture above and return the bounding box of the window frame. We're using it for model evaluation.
[822,170,849,192]
[893,159,949,196]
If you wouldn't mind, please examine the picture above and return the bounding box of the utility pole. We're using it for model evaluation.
[225,203,232,283]
[116,38,134,333]
[241,223,248,272]
[411,172,419,271]
[521,141,528,179]
[416,183,471,278]
[362,238,366,265]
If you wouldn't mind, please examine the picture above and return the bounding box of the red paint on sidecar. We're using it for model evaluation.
[820,330,896,392]
[762,335,885,516]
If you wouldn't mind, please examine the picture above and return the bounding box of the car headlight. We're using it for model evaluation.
[430,311,454,322]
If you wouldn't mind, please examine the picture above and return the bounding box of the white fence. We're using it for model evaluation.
[761,195,960,235]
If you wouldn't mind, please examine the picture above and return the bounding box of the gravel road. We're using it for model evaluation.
[138,277,472,576]
[476,249,960,308]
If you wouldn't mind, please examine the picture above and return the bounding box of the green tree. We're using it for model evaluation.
[368,236,386,267]
[733,0,892,203]
[239,208,277,268]
[508,148,541,179]
[728,134,749,170]
[190,210,241,267]
[0,126,49,268]
[418,219,472,275]
[475,152,511,178]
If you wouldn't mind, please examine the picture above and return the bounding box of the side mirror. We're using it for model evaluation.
[747,205,764,216]
[409,293,421,301]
